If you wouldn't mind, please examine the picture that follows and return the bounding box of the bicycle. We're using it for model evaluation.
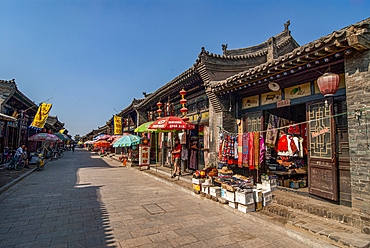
[58,149,64,158]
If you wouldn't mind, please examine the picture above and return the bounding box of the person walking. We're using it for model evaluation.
[71,143,75,153]
[171,139,181,178]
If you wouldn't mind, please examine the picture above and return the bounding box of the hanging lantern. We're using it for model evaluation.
[157,101,163,118]
[317,72,340,97]
[179,89,188,122]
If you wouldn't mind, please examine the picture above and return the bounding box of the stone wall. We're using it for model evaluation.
[345,49,370,228]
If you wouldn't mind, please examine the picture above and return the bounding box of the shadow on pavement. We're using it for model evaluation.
[0,148,121,248]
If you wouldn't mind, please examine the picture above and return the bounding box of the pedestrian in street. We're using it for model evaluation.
[8,144,25,169]
[71,144,75,153]
[171,139,181,178]
[22,147,30,168]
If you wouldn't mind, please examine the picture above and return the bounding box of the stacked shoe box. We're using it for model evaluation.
[235,189,255,213]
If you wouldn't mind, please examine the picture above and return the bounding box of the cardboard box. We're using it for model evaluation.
[238,203,255,213]
[263,195,273,202]
[283,179,291,187]
[226,190,235,203]
[193,183,201,191]
[192,178,205,185]
[235,192,254,205]
[253,189,263,202]
[210,187,221,197]
[263,199,273,207]
[201,185,210,194]
[262,190,272,198]
[221,188,227,199]
[255,201,263,211]
[290,181,299,189]
[228,201,238,209]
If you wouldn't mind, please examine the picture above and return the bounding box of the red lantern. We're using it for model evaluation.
[317,73,340,97]
[181,108,188,113]
[182,116,189,122]
[42,129,46,133]
[179,89,187,96]
[157,109,163,114]
[180,99,187,105]
[157,102,163,107]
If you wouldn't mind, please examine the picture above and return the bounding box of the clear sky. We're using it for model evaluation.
[0,0,369,137]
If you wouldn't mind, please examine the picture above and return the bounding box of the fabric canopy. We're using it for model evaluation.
[113,135,140,147]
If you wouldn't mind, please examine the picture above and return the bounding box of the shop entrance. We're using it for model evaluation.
[264,103,308,190]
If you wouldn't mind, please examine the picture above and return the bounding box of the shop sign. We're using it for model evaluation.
[201,112,209,120]
[277,99,291,108]
[242,95,259,109]
[261,90,282,105]
[139,145,150,166]
[284,82,311,100]
[188,115,193,121]
[194,114,200,121]
[312,128,329,138]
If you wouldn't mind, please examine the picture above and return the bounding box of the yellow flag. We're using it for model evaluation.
[59,129,66,134]
[114,116,122,135]
[30,103,52,129]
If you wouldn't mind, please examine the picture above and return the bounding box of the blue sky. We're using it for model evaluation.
[0,0,369,137]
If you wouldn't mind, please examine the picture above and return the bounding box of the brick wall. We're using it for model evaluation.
[345,49,370,227]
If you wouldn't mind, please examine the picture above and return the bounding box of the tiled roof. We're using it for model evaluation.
[209,17,370,91]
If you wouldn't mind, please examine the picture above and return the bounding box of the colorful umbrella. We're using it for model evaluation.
[94,140,112,147]
[96,135,111,141]
[29,133,61,142]
[53,133,68,142]
[134,121,172,133]
[108,133,131,143]
[113,135,140,147]
[148,116,195,131]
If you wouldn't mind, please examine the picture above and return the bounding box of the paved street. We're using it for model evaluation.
[0,149,313,248]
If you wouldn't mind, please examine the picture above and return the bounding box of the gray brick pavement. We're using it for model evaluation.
[0,149,322,247]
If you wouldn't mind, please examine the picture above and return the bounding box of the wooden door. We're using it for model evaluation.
[335,98,351,206]
[306,99,338,201]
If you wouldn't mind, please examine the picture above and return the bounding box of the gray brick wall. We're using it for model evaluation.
[345,49,370,225]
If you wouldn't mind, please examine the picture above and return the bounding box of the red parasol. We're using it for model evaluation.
[148,116,195,131]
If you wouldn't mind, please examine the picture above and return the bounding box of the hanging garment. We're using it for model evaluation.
[160,133,164,149]
[204,126,209,149]
[260,135,266,164]
[242,133,249,167]
[204,150,209,166]
[301,123,308,155]
[265,114,279,147]
[167,133,172,147]
[218,133,224,161]
[238,134,243,167]
[254,132,260,169]
[181,148,188,161]
[289,136,298,155]
[298,137,304,158]
[248,133,254,169]
[234,137,238,159]
[277,132,288,152]
[179,132,187,144]
[189,149,197,169]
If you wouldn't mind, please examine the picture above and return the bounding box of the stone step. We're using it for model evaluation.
[260,200,370,248]
[273,188,358,229]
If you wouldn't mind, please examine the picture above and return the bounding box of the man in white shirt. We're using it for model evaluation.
[8,144,25,169]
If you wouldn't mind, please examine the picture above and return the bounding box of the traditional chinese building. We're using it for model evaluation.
[205,17,370,227]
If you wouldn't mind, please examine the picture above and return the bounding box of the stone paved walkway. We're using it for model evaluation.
[0,149,321,247]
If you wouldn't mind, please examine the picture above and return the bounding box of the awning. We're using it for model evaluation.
[0,113,17,122]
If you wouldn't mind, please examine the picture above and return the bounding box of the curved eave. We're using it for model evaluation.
[209,17,370,92]
[136,66,199,109]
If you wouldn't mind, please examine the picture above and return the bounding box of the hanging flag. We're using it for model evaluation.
[113,115,123,135]
[30,102,52,129]
[59,129,66,134]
